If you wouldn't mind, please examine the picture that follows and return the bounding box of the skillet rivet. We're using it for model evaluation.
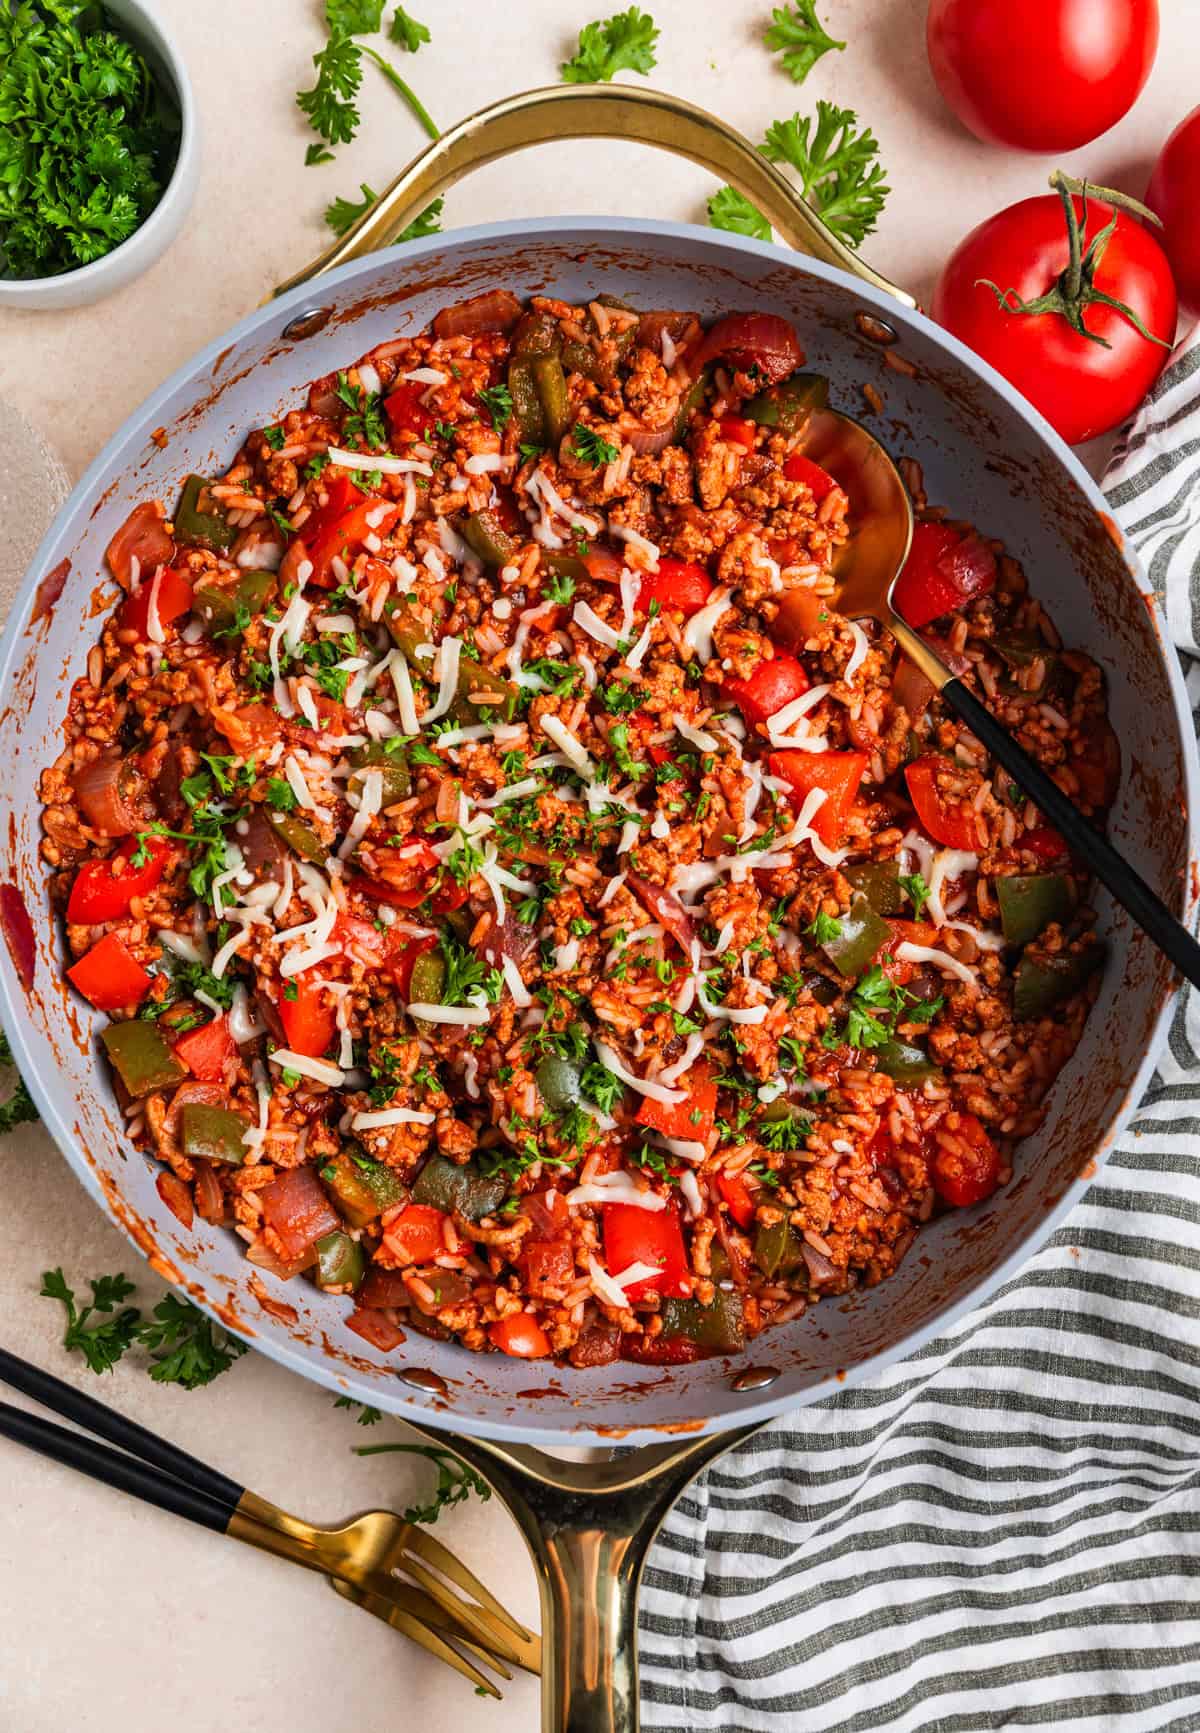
[283,306,334,340]
[730,1366,781,1393]
[397,1366,449,1397]
[855,311,898,346]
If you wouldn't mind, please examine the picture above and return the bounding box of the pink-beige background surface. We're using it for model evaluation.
[1,2,1197,1726]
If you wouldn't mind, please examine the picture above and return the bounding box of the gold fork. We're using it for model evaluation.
[0,1348,538,1698]
[232,1488,541,1684]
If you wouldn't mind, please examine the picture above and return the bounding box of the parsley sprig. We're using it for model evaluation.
[0,1031,37,1136]
[297,2,438,164]
[764,1,845,84]
[561,6,659,82]
[40,1270,245,1387]
[354,1442,492,1525]
[570,424,621,467]
[709,103,890,250]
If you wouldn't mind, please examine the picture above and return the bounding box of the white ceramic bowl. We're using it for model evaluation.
[0,0,199,310]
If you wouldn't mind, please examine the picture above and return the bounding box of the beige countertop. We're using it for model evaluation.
[1,3,1196,1727]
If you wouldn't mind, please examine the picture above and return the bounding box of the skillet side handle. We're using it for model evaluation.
[405,1425,757,1733]
[272,83,912,308]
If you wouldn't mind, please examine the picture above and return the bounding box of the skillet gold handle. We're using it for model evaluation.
[272,82,913,307]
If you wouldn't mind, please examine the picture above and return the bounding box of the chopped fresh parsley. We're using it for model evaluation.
[807,910,843,945]
[0,2,181,280]
[560,6,659,83]
[580,1060,624,1115]
[545,572,576,606]
[266,778,298,812]
[263,426,286,451]
[608,722,649,781]
[335,370,388,450]
[569,423,620,467]
[758,1110,813,1152]
[477,383,514,431]
[764,1,845,84]
[440,933,501,1007]
[599,679,642,716]
[518,441,546,465]
[899,871,931,918]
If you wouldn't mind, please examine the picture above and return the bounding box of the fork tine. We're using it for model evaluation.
[328,1577,504,1698]
[370,1577,514,1678]
[400,1522,540,1649]
[396,1550,541,1676]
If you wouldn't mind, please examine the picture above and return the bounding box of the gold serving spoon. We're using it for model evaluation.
[799,407,1200,988]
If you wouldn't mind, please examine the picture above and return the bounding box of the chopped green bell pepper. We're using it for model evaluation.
[820,893,890,980]
[512,311,560,359]
[450,650,518,725]
[874,1039,941,1085]
[195,569,276,636]
[670,367,711,442]
[542,552,589,585]
[267,810,328,865]
[181,1102,249,1165]
[323,1149,408,1228]
[659,1291,745,1352]
[407,949,446,1006]
[174,474,236,552]
[314,1230,365,1292]
[535,1054,582,1112]
[753,1218,806,1279]
[531,355,571,443]
[996,873,1076,948]
[992,630,1070,702]
[743,372,829,431]
[383,604,426,661]
[842,860,904,917]
[412,1154,507,1221]
[349,741,411,805]
[461,508,522,568]
[1013,946,1103,1021]
[101,1021,186,1098]
[508,358,546,445]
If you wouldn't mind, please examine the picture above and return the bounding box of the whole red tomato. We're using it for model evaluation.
[1146,106,1200,318]
[927,0,1159,152]
[932,178,1177,444]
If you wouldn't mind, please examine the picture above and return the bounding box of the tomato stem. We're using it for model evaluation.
[975,172,1171,354]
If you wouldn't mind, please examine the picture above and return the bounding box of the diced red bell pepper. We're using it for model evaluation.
[879,918,940,986]
[602,1201,691,1301]
[383,379,432,440]
[156,1171,194,1230]
[768,749,869,847]
[278,970,337,1059]
[719,416,757,452]
[892,523,996,630]
[625,872,695,956]
[300,472,401,587]
[66,834,172,925]
[67,932,153,1011]
[717,1169,758,1229]
[382,1203,447,1266]
[260,1165,341,1258]
[521,1235,575,1294]
[488,1313,553,1359]
[783,452,842,503]
[725,652,810,726]
[769,585,826,650]
[905,756,980,851]
[1020,825,1069,864]
[930,1113,1001,1208]
[120,565,194,639]
[172,1015,236,1080]
[346,1307,405,1351]
[638,557,714,618]
[635,1062,717,1143]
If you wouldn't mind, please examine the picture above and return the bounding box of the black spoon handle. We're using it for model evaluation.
[0,1344,243,1510]
[0,1398,235,1532]
[941,675,1200,990]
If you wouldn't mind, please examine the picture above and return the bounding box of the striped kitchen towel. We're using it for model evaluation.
[641,326,1200,1733]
